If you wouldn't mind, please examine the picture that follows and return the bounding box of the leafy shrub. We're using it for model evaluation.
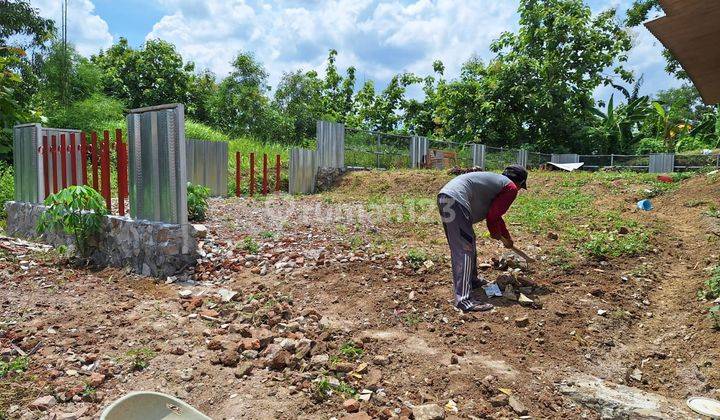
[339,342,364,359]
[710,306,720,330]
[699,266,720,300]
[634,137,666,154]
[406,248,428,268]
[241,236,259,254]
[125,348,156,371]
[0,356,28,378]
[187,183,210,222]
[37,186,108,257]
[0,163,13,219]
[675,136,714,153]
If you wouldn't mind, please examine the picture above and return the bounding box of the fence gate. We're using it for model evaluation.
[289,148,317,194]
[472,144,486,169]
[186,139,228,196]
[551,154,580,164]
[126,103,188,225]
[410,136,429,168]
[41,128,84,198]
[649,153,675,173]
[316,121,345,169]
[12,124,42,203]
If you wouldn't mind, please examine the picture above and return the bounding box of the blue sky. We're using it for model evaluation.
[31,0,681,101]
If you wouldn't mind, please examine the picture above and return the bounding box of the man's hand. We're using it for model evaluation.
[501,236,514,249]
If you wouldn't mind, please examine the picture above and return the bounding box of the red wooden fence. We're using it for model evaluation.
[39,129,128,216]
[234,153,282,197]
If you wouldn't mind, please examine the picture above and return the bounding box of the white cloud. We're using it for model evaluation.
[145,0,518,90]
[31,0,113,55]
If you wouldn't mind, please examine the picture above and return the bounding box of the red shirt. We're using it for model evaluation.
[486,182,518,241]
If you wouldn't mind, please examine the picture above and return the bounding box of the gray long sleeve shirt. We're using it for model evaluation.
[438,172,513,224]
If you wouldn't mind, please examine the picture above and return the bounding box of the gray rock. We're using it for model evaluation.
[508,396,528,415]
[29,395,56,411]
[412,404,445,420]
[557,373,691,419]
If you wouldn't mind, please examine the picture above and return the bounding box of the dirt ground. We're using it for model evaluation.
[1,170,719,419]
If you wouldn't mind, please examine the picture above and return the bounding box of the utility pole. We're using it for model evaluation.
[61,0,69,105]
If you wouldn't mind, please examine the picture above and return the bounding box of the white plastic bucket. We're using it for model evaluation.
[100,391,211,420]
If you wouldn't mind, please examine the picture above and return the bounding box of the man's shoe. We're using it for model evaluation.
[458,301,494,312]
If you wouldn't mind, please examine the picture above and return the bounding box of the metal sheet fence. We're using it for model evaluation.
[289,148,317,194]
[551,154,580,164]
[186,139,228,196]
[472,144,486,168]
[649,153,675,173]
[127,103,188,225]
[12,124,42,203]
[410,136,428,168]
[316,121,345,169]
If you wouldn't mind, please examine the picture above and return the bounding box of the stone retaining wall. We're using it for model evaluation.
[4,201,202,277]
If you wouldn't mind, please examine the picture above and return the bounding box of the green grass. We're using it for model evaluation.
[506,173,667,261]
[582,231,649,259]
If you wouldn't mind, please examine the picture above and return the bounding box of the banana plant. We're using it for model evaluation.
[591,94,650,153]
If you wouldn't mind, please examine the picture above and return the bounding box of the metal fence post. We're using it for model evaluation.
[472,144,486,169]
[610,154,614,167]
[375,134,381,169]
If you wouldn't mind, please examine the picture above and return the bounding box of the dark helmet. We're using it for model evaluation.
[502,165,528,189]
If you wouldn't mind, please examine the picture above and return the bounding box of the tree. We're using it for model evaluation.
[187,70,218,125]
[92,38,194,109]
[40,41,101,105]
[484,0,634,151]
[214,52,287,141]
[0,48,30,159]
[274,70,324,141]
[625,0,687,80]
[0,0,55,50]
[0,0,54,161]
[322,49,356,122]
[402,60,444,136]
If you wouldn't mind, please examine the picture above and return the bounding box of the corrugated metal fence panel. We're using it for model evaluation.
[289,148,317,194]
[127,104,188,224]
[316,121,345,169]
[649,153,675,173]
[551,154,580,164]
[410,136,429,168]
[472,144,486,169]
[186,138,228,196]
[41,128,83,195]
[516,150,529,168]
[12,124,42,203]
